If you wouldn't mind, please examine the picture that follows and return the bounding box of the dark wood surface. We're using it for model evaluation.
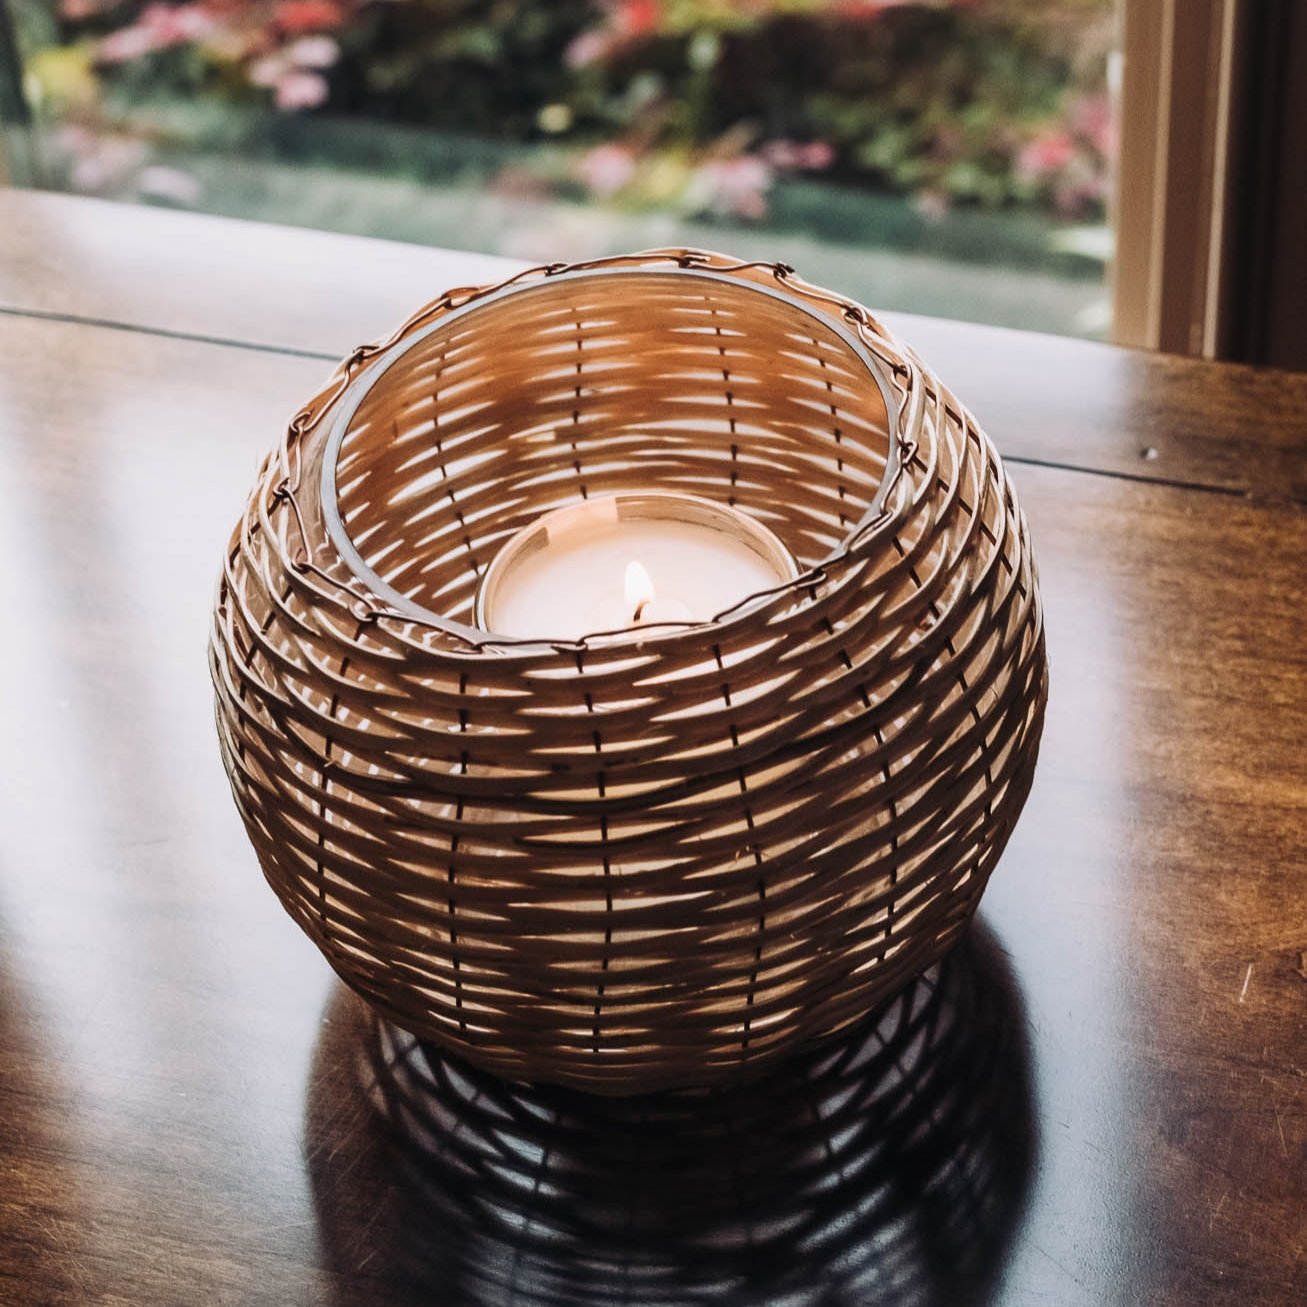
[0,189,1302,1306]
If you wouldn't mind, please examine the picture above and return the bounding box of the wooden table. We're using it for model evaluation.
[0,189,1302,1306]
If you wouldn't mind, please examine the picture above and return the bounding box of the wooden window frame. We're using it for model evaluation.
[1112,0,1246,357]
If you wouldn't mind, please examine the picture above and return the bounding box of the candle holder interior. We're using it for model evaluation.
[318,264,899,642]
[211,250,1048,1095]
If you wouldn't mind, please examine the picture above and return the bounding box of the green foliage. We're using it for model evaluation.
[336,1,598,138]
[26,0,1114,219]
[798,9,1070,206]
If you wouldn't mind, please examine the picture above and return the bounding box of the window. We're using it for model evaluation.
[2,0,1116,338]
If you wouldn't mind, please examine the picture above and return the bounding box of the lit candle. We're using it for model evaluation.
[476,492,797,640]
[623,560,690,627]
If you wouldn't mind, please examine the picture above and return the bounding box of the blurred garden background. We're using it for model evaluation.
[2,0,1118,335]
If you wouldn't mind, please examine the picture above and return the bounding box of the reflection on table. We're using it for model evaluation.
[306,921,1035,1307]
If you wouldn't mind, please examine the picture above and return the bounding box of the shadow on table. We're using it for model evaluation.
[305,920,1035,1307]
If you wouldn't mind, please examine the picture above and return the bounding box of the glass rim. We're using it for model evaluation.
[318,262,903,648]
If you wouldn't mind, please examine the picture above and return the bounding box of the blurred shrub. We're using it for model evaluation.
[22,0,1114,220]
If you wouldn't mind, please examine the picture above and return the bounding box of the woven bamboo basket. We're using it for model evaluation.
[211,249,1047,1095]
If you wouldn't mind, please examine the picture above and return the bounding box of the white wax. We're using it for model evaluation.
[483,497,792,640]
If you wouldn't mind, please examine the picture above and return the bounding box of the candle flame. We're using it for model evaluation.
[624,560,655,622]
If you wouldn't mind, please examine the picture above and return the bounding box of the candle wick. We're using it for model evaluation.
[632,598,648,623]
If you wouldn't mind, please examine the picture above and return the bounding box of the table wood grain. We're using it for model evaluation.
[0,188,1302,1306]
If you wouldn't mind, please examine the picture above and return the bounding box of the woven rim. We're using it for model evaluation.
[317,262,903,648]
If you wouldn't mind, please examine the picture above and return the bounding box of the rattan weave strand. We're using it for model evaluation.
[210,249,1047,1093]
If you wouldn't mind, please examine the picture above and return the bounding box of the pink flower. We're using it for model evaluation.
[97,24,162,61]
[1070,93,1116,159]
[274,68,329,110]
[60,0,114,19]
[247,54,289,87]
[798,140,835,170]
[575,143,637,198]
[564,30,612,69]
[762,138,834,172]
[286,34,339,68]
[170,4,216,39]
[567,0,664,67]
[249,36,337,94]
[614,0,659,37]
[1017,129,1077,180]
[912,188,950,222]
[695,155,772,221]
[275,0,346,34]
[96,3,216,63]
